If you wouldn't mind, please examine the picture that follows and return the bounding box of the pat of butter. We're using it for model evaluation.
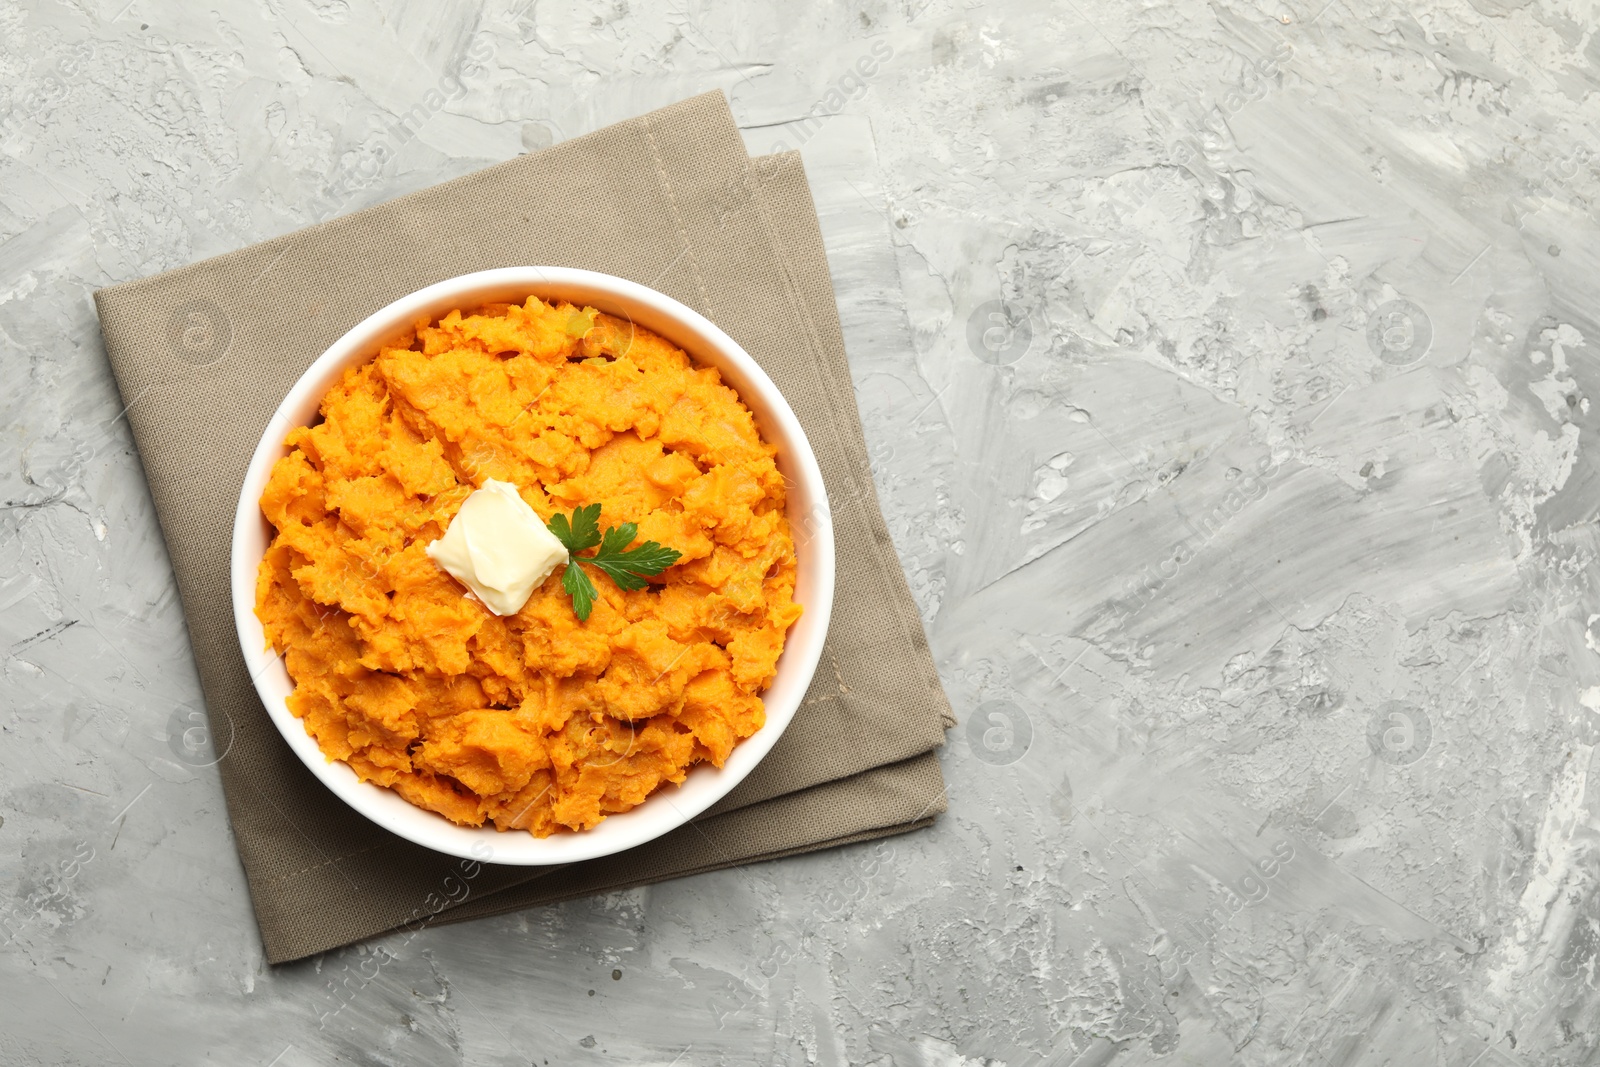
[425,480,568,616]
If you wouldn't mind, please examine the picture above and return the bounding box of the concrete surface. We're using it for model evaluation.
[4,0,1600,1064]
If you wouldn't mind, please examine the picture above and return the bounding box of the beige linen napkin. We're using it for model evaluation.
[93,91,954,965]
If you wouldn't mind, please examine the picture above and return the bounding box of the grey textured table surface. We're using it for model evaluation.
[4,1,1599,1064]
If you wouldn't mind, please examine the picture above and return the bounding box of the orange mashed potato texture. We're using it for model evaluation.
[255,297,802,836]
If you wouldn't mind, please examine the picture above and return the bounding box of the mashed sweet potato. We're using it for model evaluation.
[255,296,802,836]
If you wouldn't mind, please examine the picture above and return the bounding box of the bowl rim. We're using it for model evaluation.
[229,266,834,866]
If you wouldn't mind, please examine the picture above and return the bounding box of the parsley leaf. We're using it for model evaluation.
[546,502,601,554]
[547,506,681,622]
[561,558,597,621]
[587,523,683,591]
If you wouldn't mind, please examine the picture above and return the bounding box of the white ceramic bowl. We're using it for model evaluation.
[230,267,833,865]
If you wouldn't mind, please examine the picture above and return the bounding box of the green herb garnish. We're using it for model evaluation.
[547,503,681,622]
